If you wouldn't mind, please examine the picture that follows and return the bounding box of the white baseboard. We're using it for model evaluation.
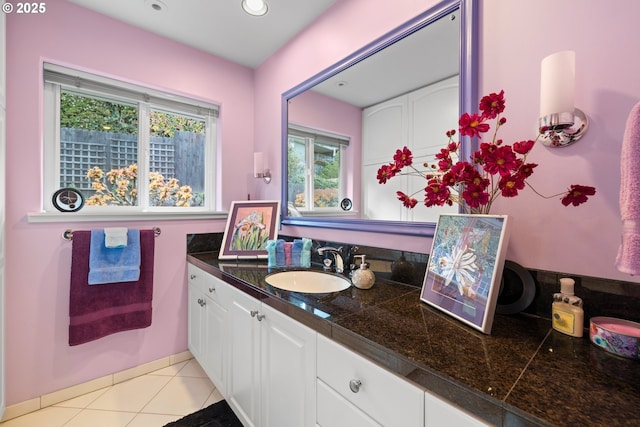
[1,350,193,422]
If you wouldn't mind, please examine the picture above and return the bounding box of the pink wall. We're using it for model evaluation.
[255,0,640,285]
[7,0,640,409]
[288,89,363,212]
[5,2,255,404]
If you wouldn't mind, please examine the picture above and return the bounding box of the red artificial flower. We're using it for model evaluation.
[461,183,490,208]
[424,179,451,207]
[513,140,535,155]
[519,162,537,178]
[450,161,478,182]
[434,147,453,171]
[393,146,413,168]
[482,145,517,177]
[397,191,418,208]
[561,185,596,206]
[459,113,490,138]
[376,163,398,184]
[479,90,505,120]
[377,90,596,214]
[498,174,525,197]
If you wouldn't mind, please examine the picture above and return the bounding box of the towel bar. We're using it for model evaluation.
[63,227,161,241]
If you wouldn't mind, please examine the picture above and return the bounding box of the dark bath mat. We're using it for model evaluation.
[164,400,243,427]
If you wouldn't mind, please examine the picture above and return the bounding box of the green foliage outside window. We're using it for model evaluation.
[60,92,205,136]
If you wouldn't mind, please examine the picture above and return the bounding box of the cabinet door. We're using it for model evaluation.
[202,277,228,394]
[187,283,206,362]
[227,286,261,427]
[425,392,491,427]
[260,304,316,427]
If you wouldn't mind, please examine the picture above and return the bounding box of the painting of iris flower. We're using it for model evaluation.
[219,200,280,260]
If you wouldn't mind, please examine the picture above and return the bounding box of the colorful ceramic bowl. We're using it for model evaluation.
[590,316,640,360]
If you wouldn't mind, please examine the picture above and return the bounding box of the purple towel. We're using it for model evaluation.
[69,229,155,346]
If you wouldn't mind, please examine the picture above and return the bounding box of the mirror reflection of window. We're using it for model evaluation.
[288,126,348,213]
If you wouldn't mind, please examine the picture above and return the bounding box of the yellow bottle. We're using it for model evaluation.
[552,278,584,337]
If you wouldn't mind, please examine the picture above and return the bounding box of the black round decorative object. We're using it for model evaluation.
[340,198,353,211]
[52,188,85,213]
[496,260,536,315]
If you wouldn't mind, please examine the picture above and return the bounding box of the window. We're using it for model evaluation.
[43,63,217,215]
[287,126,348,212]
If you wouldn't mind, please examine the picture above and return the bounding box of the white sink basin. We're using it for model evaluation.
[265,270,351,294]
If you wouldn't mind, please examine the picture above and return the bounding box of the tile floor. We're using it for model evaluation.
[0,359,223,427]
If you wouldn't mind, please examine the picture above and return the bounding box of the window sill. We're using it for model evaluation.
[27,210,228,223]
[290,210,359,218]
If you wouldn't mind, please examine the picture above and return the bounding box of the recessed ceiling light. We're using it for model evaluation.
[145,0,167,13]
[242,0,268,16]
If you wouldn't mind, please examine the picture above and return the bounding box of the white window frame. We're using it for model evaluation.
[36,63,219,221]
[288,125,348,213]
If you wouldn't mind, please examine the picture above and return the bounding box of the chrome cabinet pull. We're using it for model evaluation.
[349,379,362,393]
[250,310,265,321]
[190,274,196,280]
[208,287,216,293]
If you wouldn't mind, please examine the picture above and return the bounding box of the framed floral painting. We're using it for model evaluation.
[421,214,511,334]
[219,200,280,260]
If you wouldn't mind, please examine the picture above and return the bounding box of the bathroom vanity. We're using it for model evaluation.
[187,247,640,427]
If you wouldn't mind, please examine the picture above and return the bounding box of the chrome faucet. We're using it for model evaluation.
[317,246,344,273]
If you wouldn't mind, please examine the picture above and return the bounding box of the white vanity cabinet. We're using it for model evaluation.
[187,264,229,393]
[187,262,493,427]
[316,334,424,427]
[226,282,317,427]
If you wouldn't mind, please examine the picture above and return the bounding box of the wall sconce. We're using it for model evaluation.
[538,50,588,148]
[254,152,271,184]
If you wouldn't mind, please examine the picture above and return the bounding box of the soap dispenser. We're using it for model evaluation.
[351,255,375,289]
[552,277,584,337]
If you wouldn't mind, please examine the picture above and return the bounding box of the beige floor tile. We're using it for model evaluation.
[127,412,182,427]
[203,388,224,407]
[176,359,207,378]
[53,387,111,409]
[63,409,136,427]
[87,375,172,412]
[148,360,189,377]
[141,376,214,416]
[0,406,81,427]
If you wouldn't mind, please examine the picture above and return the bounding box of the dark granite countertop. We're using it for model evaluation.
[187,252,640,427]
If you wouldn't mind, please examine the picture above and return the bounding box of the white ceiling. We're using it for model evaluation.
[66,0,337,69]
[311,8,459,108]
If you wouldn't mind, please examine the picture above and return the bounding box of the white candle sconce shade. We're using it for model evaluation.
[254,152,272,184]
[538,50,588,148]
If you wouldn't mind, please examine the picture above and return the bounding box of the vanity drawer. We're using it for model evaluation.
[187,263,221,303]
[317,335,424,427]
